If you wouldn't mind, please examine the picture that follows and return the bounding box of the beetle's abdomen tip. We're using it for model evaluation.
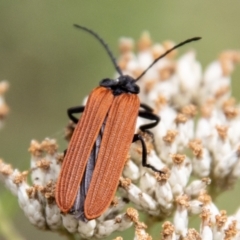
[56,198,73,213]
[58,205,72,214]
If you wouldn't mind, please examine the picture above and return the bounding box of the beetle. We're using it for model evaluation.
[55,24,201,221]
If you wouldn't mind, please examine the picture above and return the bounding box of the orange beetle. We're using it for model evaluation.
[55,25,201,220]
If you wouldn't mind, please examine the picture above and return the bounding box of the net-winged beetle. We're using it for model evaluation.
[55,25,201,220]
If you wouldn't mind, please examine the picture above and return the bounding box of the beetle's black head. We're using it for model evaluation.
[99,75,140,96]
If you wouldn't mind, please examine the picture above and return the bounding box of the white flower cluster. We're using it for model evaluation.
[0,140,135,239]
[1,33,240,239]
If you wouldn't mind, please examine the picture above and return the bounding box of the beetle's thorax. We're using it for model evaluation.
[99,75,140,96]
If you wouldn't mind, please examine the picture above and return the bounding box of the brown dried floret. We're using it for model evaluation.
[200,208,212,227]
[181,104,197,118]
[185,229,201,240]
[161,221,175,239]
[126,208,152,240]
[222,97,236,108]
[163,130,178,144]
[40,180,56,204]
[13,172,28,185]
[115,217,122,224]
[119,177,131,189]
[111,197,119,207]
[215,85,230,99]
[171,153,186,165]
[28,140,43,157]
[189,138,202,145]
[118,57,128,71]
[0,103,9,119]
[158,64,176,80]
[135,228,152,240]
[175,113,187,124]
[198,191,212,205]
[26,185,39,199]
[144,79,157,94]
[202,178,211,185]
[126,207,139,223]
[139,130,154,144]
[154,95,167,111]
[188,139,203,158]
[154,167,170,183]
[56,153,64,164]
[151,44,165,60]
[216,125,228,140]
[0,81,9,94]
[215,210,227,231]
[135,132,153,155]
[119,37,134,54]
[118,51,135,71]
[36,159,51,170]
[175,195,189,209]
[41,138,58,155]
[200,208,210,221]
[222,105,238,119]
[137,31,152,51]
[0,159,13,175]
[163,40,177,59]
[124,153,131,165]
[224,220,237,240]
[136,144,148,156]
[200,101,214,118]
[219,50,240,76]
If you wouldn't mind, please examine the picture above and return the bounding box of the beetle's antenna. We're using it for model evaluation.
[135,37,201,81]
[74,24,123,76]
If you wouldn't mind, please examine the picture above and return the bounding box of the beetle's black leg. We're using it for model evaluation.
[132,133,162,173]
[68,106,85,124]
[138,110,160,132]
[65,106,85,156]
[138,103,160,135]
[140,103,154,112]
[63,149,67,157]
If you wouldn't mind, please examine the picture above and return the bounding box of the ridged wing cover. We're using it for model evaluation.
[56,87,114,212]
[84,93,140,219]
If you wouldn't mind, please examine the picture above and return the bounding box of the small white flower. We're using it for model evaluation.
[78,219,96,238]
[174,195,189,237]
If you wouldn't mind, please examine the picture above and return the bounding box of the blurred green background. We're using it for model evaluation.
[0,1,240,239]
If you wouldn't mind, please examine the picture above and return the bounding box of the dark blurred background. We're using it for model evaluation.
[0,1,240,239]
